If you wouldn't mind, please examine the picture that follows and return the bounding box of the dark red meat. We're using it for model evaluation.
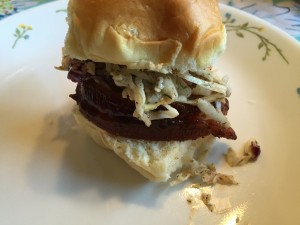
[68,60,237,141]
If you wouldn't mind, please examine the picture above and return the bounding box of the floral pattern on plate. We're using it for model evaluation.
[12,23,32,48]
[221,0,300,41]
[223,13,289,63]
[1,0,299,41]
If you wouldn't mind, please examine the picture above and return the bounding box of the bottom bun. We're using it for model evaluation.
[73,106,215,182]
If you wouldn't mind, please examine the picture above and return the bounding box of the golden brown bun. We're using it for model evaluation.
[73,106,215,182]
[64,0,226,74]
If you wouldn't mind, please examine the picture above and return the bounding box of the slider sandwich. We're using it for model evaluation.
[60,0,237,182]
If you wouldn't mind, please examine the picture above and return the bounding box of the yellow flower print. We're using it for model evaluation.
[18,24,26,29]
[12,24,33,48]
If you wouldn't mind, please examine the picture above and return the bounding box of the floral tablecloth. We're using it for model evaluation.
[1,0,300,41]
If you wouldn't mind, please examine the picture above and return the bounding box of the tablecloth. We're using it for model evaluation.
[1,0,299,41]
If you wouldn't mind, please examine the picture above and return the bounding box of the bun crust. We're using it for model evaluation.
[64,0,226,74]
[73,106,215,182]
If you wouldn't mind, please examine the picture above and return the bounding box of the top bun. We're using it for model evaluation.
[64,0,226,74]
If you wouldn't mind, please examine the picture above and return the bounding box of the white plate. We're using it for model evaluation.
[1,1,300,225]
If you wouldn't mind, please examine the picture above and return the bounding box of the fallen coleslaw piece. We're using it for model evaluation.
[171,160,238,186]
[225,138,261,167]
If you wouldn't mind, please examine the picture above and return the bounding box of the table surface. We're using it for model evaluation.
[1,0,299,41]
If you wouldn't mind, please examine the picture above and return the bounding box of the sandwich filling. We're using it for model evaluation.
[66,58,236,141]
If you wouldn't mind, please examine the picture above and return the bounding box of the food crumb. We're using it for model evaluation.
[171,161,238,186]
[247,99,257,104]
[183,184,216,213]
[225,138,261,167]
[200,193,215,212]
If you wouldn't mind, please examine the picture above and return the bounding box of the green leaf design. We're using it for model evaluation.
[15,28,20,35]
[241,22,249,28]
[224,14,289,64]
[225,13,231,20]
[297,87,300,96]
[236,31,244,38]
[56,9,67,13]
[23,34,30,40]
[12,24,33,48]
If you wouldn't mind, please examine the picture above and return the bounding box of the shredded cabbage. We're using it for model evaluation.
[177,72,228,95]
[107,64,230,126]
[196,99,230,127]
